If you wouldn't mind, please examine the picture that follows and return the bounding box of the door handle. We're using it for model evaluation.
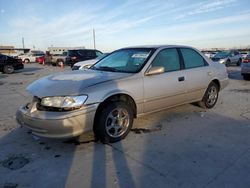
[178,76,185,82]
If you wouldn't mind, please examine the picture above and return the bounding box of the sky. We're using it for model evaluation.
[0,0,250,52]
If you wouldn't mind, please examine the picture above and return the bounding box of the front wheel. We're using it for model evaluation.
[198,82,219,109]
[237,59,242,66]
[94,101,133,143]
[3,65,14,74]
[243,75,250,80]
[225,59,230,67]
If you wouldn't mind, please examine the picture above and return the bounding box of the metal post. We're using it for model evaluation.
[22,37,25,49]
[93,29,96,49]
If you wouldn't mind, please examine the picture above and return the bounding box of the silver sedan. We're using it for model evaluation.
[16,45,228,143]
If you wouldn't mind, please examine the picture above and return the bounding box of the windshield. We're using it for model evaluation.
[214,51,230,59]
[92,48,154,73]
[68,50,78,56]
[96,53,108,60]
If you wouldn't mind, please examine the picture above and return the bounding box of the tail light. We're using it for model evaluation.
[243,59,250,63]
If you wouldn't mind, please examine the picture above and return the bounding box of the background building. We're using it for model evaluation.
[48,46,85,54]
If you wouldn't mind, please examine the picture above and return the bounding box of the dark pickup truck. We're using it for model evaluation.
[0,54,23,74]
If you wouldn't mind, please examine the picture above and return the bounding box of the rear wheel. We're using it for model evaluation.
[3,65,14,74]
[94,101,133,143]
[198,82,219,109]
[237,58,242,66]
[56,59,64,66]
[24,59,30,64]
[225,59,230,67]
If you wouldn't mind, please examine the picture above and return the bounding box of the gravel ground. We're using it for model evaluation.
[0,63,249,188]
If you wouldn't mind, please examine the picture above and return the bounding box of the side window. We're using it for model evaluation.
[151,48,180,72]
[78,50,86,56]
[85,50,95,57]
[180,48,206,69]
[96,51,103,57]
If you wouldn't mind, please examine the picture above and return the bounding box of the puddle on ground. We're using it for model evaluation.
[22,73,35,75]
[229,89,250,93]
[131,124,162,134]
[9,82,23,85]
[2,156,29,170]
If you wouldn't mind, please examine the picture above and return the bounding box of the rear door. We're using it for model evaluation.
[143,48,188,113]
[179,48,213,102]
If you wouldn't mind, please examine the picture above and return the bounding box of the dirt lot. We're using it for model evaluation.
[0,63,250,188]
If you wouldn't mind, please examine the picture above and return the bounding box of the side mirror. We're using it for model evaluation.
[145,66,165,76]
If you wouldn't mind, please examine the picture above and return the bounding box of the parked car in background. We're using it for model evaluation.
[72,53,109,70]
[203,51,217,59]
[66,49,103,67]
[211,50,242,66]
[0,54,24,74]
[51,52,67,66]
[36,56,45,64]
[241,54,250,80]
[241,52,249,59]
[19,51,45,63]
[16,45,228,143]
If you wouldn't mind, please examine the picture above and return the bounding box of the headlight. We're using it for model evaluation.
[219,59,226,64]
[41,95,87,108]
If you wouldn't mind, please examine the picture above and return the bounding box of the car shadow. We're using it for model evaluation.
[227,67,244,80]
[16,67,43,73]
[1,102,250,187]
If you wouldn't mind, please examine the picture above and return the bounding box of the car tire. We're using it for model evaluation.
[243,75,250,81]
[198,82,219,109]
[94,101,133,143]
[3,65,14,74]
[24,59,30,64]
[237,58,242,66]
[225,59,230,67]
[56,59,64,66]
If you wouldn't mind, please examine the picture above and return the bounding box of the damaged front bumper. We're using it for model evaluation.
[16,101,98,139]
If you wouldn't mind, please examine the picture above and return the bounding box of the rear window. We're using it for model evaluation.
[180,48,207,69]
[34,53,44,56]
[68,50,78,56]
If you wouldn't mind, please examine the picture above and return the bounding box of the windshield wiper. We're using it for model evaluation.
[96,66,118,72]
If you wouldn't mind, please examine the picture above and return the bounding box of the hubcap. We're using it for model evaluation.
[207,86,218,106]
[105,108,130,138]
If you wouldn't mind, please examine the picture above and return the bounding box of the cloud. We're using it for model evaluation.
[2,0,249,50]
[176,0,237,19]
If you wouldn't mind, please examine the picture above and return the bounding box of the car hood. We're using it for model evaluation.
[74,59,97,66]
[27,69,131,98]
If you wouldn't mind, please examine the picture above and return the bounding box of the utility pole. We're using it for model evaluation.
[93,29,96,49]
[22,37,25,49]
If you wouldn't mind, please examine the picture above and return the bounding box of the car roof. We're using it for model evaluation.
[121,44,196,50]
[68,49,97,51]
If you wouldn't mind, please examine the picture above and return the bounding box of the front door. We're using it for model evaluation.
[143,48,187,113]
